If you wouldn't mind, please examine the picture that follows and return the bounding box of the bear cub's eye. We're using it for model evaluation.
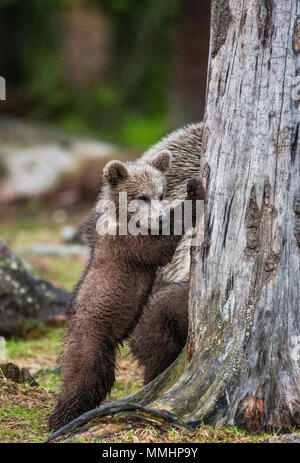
[159,194,164,201]
[137,196,149,202]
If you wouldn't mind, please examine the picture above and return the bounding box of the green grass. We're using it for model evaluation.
[110,378,141,401]
[5,328,141,397]
[0,406,49,443]
[30,255,85,292]
[6,327,64,392]
[36,372,61,391]
[0,216,64,247]
[7,328,64,360]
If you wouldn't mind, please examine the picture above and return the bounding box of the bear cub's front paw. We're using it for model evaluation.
[187,178,206,201]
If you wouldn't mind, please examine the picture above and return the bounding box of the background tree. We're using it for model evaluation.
[170,0,210,125]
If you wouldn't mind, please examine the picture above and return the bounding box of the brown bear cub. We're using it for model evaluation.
[49,151,204,431]
[129,281,188,384]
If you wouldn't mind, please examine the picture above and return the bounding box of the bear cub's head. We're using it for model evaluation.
[100,150,171,234]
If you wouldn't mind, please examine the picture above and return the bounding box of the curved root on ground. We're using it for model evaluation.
[46,401,193,442]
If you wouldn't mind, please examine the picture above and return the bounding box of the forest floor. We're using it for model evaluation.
[0,205,292,443]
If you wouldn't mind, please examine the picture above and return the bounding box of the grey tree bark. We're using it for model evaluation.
[126,0,300,432]
[186,0,300,431]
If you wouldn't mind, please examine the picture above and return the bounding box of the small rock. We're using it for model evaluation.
[0,362,39,386]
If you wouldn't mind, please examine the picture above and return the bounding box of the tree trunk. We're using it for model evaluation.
[124,0,300,432]
[0,239,69,336]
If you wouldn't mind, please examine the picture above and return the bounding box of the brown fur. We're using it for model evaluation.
[129,281,188,384]
[48,159,204,431]
[83,123,204,283]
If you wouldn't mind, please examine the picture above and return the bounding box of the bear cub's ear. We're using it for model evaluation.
[150,150,171,173]
[103,160,128,186]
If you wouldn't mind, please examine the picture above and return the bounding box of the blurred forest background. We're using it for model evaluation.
[0,1,212,442]
[0,0,211,342]
[0,0,210,148]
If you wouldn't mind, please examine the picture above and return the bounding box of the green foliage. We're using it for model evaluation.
[0,0,75,6]
[0,0,180,149]
[119,113,167,149]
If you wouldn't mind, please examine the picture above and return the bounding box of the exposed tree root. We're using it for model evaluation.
[46,401,193,442]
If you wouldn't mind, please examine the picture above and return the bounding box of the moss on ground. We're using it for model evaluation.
[0,404,52,443]
[0,376,56,443]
